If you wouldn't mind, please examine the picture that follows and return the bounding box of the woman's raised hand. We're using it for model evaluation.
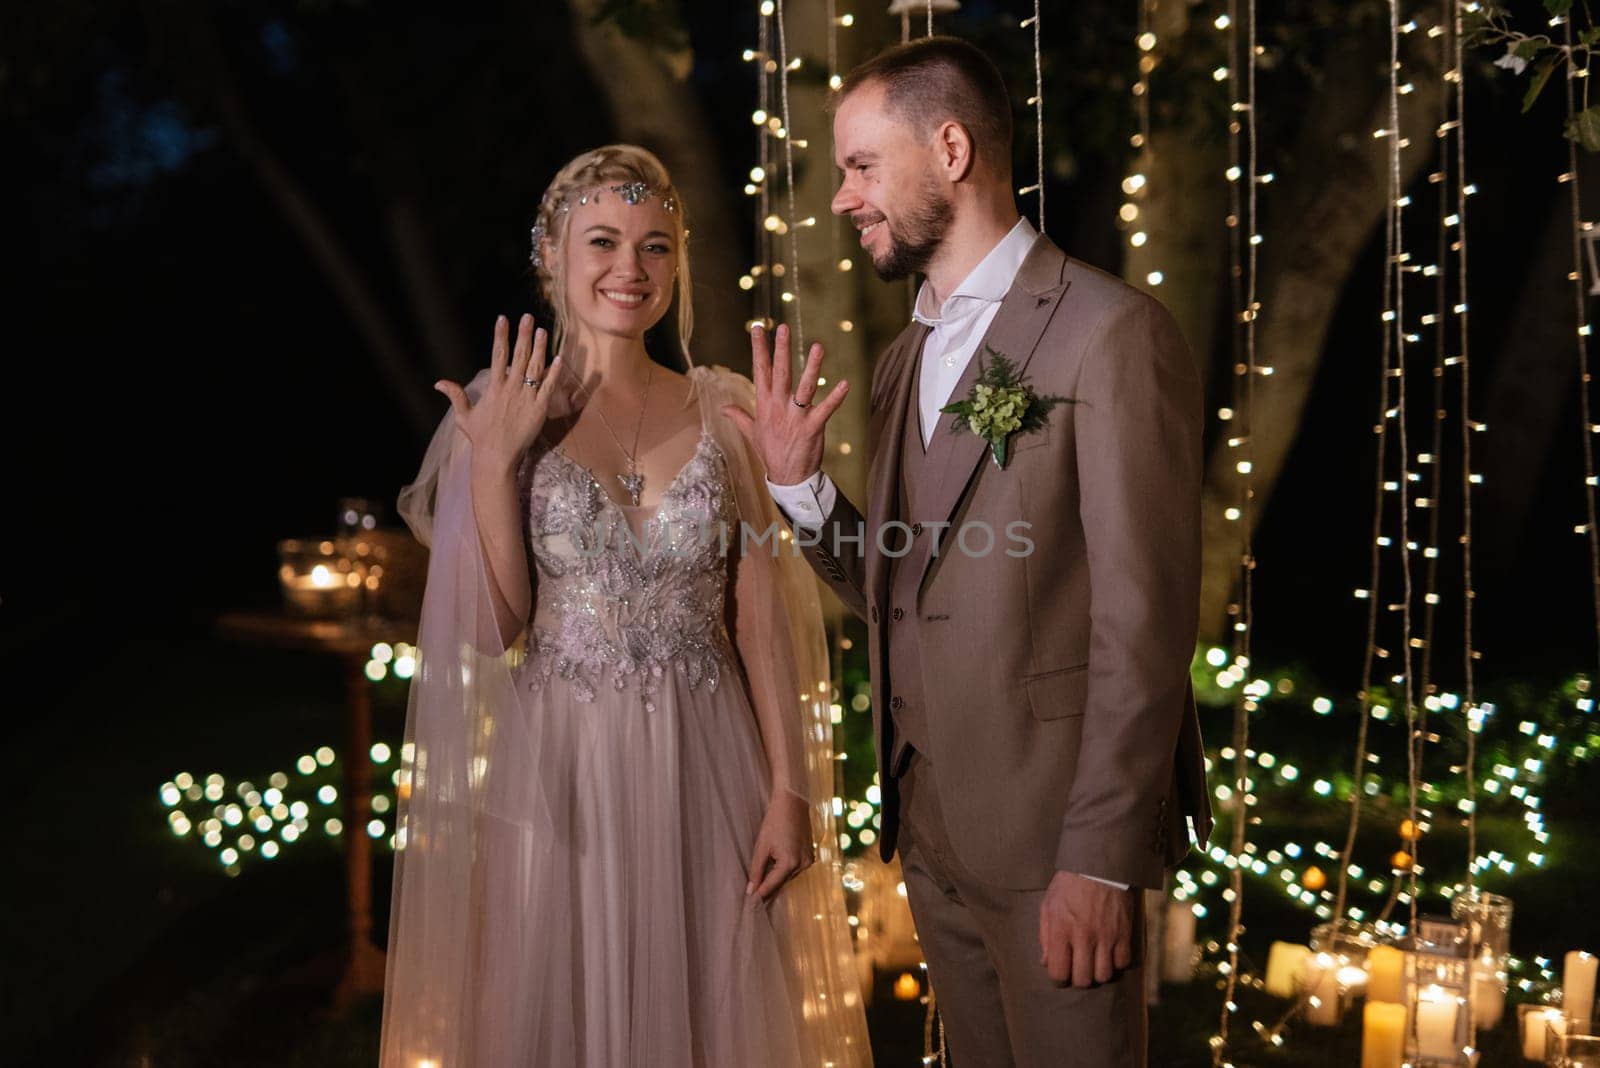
[721,323,849,486]
[435,314,562,474]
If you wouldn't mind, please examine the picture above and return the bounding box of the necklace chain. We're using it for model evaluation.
[563,360,654,506]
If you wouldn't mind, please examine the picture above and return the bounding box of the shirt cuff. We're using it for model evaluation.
[764,469,836,531]
[1073,872,1130,891]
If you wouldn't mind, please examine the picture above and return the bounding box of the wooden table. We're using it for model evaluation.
[216,610,417,1010]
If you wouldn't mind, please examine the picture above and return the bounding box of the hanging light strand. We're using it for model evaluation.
[1387,0,1423,941]
[1453,0,1479,893]
[1018,2,1046,232]
[1416,1,1451,742]
[1125,0,1161,285]
[1331,4,1408,934]
[775,0,804,353]
[1213,0,1261,1056]
[750,11,776,324]
[1561,16,1600,678]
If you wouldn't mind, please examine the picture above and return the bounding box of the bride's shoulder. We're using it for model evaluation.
[687,363,754,394]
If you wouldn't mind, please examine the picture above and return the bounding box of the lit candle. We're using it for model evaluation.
[1519,1005,1565,1061]
[1567,950,1598,1030]
[1264,942,1311,998]
[893,971,921,1001]
[1339,964,1371,999]
[1470,951,1506,1030]
[280,559,360,615]
[1362,1000,1407,1068]
[1367,944,1406,1004]
[1414,985,1460,1060]
[1304,953,1343,1026]
[1161,900,1197,983]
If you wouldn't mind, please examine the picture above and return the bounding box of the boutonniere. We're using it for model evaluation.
[939,346,1070,469]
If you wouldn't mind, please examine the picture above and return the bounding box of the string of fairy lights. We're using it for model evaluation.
[1433,0,1482,913]
[1211,0,1265,1057]
[1558,8,1600,681]
[1388,0,1423,951]
[1452,0,1480,904]
[1020,1,1045,232]
[1121,0,1160,287]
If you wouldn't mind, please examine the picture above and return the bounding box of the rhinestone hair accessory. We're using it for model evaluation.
[529,223,547,269]
[571,184,676,211]
[530,181,678,267]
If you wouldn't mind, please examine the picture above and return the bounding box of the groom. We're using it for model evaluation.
[726,37,1212,1066]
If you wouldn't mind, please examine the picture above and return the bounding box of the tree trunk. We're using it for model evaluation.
[567,0,744,363]
[1196,43,1444,639]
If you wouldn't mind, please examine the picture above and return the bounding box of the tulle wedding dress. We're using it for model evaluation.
[378,363,871,1068]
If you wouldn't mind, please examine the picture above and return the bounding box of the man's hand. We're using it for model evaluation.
[722,322,850,485]
[1038,870,1134,987]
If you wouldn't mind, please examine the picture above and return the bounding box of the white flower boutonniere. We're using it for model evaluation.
[939,346,1071,469]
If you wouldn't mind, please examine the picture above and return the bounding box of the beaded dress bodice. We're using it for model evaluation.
[518,426,741,710]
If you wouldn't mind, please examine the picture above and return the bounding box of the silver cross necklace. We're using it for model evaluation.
[569,361,655,507]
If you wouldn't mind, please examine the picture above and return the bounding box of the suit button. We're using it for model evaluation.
[891,695,904,710]
[910,522,924,537]
[891,607,904,621]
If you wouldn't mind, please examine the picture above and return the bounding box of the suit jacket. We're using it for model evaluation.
[792,235,1213,890]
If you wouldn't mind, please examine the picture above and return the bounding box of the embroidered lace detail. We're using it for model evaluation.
[518,427,740,710]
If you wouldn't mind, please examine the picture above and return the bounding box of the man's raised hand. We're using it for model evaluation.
[721,323,849,485]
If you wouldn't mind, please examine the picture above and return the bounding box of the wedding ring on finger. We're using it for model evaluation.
[792,396,811,409]
[524,376,540,388]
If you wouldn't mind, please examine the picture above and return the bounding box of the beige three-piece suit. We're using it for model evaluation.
[785,235,1215,1066]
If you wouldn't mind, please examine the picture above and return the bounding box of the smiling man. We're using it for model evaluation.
[726,36,1214,1067]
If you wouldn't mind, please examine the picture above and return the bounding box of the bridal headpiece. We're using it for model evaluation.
[529,182,678,269]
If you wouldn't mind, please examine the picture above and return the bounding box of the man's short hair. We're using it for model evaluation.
[835,36,1013,174]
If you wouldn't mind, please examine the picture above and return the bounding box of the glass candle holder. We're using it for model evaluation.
[1404,917,1472,1066]
[278,538,361,617]
[1551,1031,1600,1068]
[1452,888,1514,961]
[1519,1004,1566,1063]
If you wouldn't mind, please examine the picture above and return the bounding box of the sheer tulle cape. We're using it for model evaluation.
[378,363,869,1066]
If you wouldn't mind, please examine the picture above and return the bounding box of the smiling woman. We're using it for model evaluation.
[379,143,872,1067]
[529,145,693,361]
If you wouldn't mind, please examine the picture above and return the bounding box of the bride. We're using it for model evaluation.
[377,144,871,1067]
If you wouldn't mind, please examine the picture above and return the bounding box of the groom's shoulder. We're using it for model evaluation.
[1043,252,1181,338]
[1012,237,1155,323]
[1055,252,1146,309]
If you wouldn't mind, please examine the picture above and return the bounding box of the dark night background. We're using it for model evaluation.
[5,0,1600,1064]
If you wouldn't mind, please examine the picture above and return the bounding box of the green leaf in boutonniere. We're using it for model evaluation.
[938,346,1072,469]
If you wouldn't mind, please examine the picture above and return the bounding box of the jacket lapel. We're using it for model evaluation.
[915,239,1070,594]
[866,320,929,613]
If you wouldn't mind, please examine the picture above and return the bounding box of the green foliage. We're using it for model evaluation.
[1515,36,1549,61]
[1568,104,1600,150]
[1475,0,1599,148]
[1525,54,1559,112]
[939,347,1070,468]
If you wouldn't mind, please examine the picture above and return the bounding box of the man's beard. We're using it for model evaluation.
[869,176,954,282]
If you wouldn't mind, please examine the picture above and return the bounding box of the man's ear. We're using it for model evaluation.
[935,120,976,182]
